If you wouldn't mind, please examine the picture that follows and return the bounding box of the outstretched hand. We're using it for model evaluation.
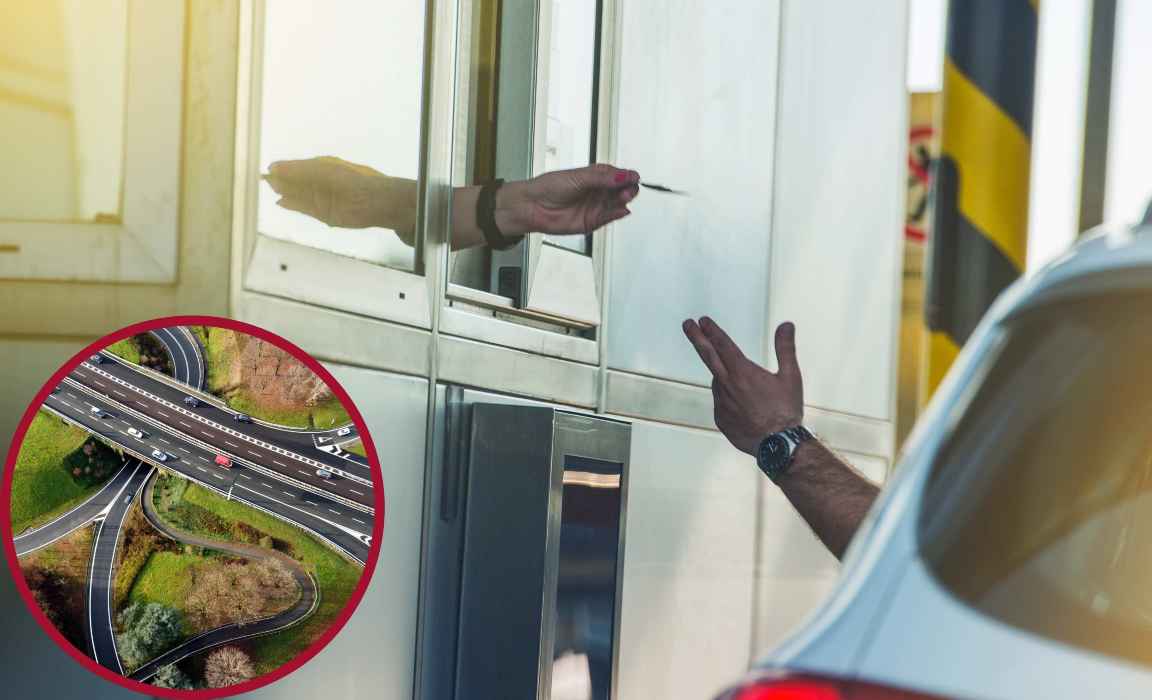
[502,164,642,236]
[682,318,804,455]
[263,156,418,244]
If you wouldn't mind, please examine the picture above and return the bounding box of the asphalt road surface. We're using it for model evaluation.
[147,327,205,390]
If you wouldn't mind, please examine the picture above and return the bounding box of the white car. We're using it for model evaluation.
[150,449,169,462]
[718,216,1152,699]
[127,427,146,439]
[336,426,352,437]
[89,406,110,419]
[315,469,333,480]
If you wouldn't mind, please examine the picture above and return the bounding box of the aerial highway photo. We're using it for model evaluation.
[2,319,382,695]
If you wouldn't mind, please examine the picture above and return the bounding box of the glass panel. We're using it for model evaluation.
[1105,0,1152,226]
[258,0,425,271]
[540,0,598,255]
[0,0,126,223]
[921,294,1152,669]
[551,455,622,700]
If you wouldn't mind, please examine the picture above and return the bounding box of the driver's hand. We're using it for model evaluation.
[682,317,804,455]
[264,156,418,245]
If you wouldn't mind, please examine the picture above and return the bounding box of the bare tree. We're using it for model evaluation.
[204,646,256,688]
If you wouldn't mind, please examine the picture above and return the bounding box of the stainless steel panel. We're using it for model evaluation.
[605,0,782,385]
[767,0,906,420]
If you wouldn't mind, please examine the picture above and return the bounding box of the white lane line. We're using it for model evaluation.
[197,467,207,473]
[281,491,294,497]
[212,473,225,481]
[261,482,272,488]
[224,440,239,447]
[196,456,210,463]
[179,421,192,428]
[348,489,364,496]
[158,438,171,445]
[237,474,251,480]
[327,509,340,515]
[93,380,106,387]
[200,431,213,438]
[157,411,168,418]
[352,518,366,525]
[61,401,74,409]
[304,500,317,506]
[175,448,190,454]
[66,392,77,399]
[137,401,148,408]
[247,450,260,458]
[113,390,128,398]
[297,470,309,476]
[273,460,287,467]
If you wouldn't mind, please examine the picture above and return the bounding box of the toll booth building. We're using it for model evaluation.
[0,1,905,698]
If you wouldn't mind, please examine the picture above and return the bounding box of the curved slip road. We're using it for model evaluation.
[128,471,319,682]
[147,327,205,390]
[87,460,154,673]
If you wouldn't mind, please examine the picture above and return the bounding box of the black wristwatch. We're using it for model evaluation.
[476,179,521,250]
[756,426,814,482]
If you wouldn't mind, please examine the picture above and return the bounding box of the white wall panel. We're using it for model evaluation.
[768,0,908,420]
[247,366,427,700]
[613,418,761,700]
[606,0,781,385]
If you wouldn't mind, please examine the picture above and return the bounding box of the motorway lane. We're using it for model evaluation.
[148,327,204,390]
[69,363,374,509]
[13,459,135,556]
[44,390,372,562]
[90,352,373,483]
[87,460,152,673]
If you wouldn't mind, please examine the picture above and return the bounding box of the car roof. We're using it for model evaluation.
[992,217,1152,323]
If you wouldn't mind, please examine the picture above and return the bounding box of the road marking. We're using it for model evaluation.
[304,500,317,506]
[352,518,366,525]
[348,489,364,496]
[197,467,207,473]
[66,392,77,399]
[176,448,189,454]
[297,470,309,476]
[273,460,287,467]
[159,438,171,445]
[327,508,340,515]
[261,482,272,488]
[282,491,294,497]
[179,421,192,428]
[113,390,128,398]
[197,456,210,463]
[247,450,260,457]
[224,440,238,447]
[137,401,148,408]
[200,431,213,438]
[213,473,225,481]
[237,473,251,480]
[94,380,106,387]
[157,411,168,418]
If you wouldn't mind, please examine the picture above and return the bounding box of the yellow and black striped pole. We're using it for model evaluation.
[923,0,1039,398]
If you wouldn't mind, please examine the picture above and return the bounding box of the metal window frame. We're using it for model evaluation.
[0,0,184,283]
[232,0,452,332]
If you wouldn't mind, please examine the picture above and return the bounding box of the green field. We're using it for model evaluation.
[342,440,367,458]
[225,394,350,430]
[105,338,142,364]
[10,412,115,534]
[125,551,200,633]
[152,476,363,673]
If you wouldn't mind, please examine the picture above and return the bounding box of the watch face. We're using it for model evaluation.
[759,434,790,474]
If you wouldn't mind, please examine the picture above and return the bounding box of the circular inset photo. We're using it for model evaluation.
[1,316,384,697]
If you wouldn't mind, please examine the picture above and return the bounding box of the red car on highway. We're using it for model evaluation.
[214,454,232,468]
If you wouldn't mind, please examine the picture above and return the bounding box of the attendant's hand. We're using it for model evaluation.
[263,156,417,245]
[682,318,804,455]
[497,164,641,236]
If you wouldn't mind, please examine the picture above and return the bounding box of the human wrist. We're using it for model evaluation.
[493,179,534,236]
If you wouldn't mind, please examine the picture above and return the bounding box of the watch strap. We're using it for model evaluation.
[758,425,814,482]
[476,179,520,250]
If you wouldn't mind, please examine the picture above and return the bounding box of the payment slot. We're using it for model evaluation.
[457,404,630,700]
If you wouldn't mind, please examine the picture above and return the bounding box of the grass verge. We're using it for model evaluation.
[105,338,142,364]
[151,474,363,673]
[10,412,118,534]
[342,440,367,458]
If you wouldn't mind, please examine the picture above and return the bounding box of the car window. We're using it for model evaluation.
[920,293,1152,668]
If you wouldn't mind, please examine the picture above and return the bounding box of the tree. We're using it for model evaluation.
[152,663,194,690]
[185,559,297,629]
[116,602,184,668]
[204,646,256,688]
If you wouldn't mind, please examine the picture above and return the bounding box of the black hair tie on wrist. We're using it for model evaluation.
[477,178,519,250]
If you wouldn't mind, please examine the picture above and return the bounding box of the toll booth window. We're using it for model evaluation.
[919,293,1152,669]
[257,0,425,271]
[0,1,126,223]
[551,456,623,700]
[449,0,601,301]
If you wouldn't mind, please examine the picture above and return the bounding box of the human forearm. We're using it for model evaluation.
[774,440,879,560]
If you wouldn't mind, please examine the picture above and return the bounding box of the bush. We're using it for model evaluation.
[231,521,262,544]
[61,437,120,488]
[152,663,195,690]
[116,602,184,669]
[257,535,274,550]
[204,646,256,688]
